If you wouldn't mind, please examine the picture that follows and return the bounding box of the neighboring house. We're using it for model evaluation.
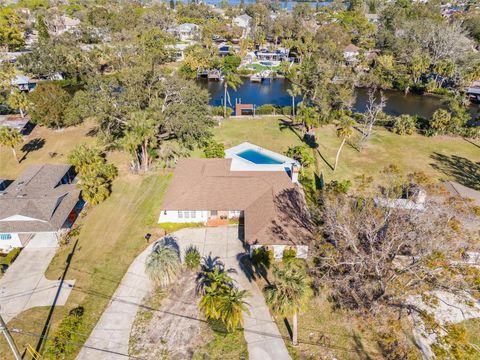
[344,44,360,63]
[169,23,200,41]
[375,188,427,211]
[365,13,379,23]
[0,164,82,252]
[48,15,81,36]
[0,114,30,134]
[233,14,252,38]
[158,143,314,259]
[166,43,189,61]
[11,74,35,92]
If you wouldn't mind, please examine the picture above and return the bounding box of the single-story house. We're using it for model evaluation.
[233,14,252,38]
[0,164,82,252]
[47,15,80,36]
[11,74,35,92]
[169,23,200,41]
[0,114,30,133]
[158,143,315,258]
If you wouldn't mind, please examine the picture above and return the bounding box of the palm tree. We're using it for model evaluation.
[0,127,22,163]
[266,264,311,346]
[287,85,300,117]
[145,239,181,288]
[334,114,355,172]
[223,72,242,118]
[297,104,318,134]
[7,90,29,118]
[218,287,250,332]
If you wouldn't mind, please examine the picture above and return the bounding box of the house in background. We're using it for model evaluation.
[169,23,200,42]
[159,143,313,259]
[0,114,31,134]
[0,164,82,253]
[47,15,81,36]
[343,44,360,63]
[233,14,252,38]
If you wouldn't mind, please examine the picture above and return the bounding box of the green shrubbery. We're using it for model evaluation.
[0,248,21,267]
[255,104,276,115]
[212,106,233,117]
[204,140,225,158]
[391,115,417,135]
[251,247,274,269]
[44,307,85,359]
[185,245,201,270]
[282,248,297,264]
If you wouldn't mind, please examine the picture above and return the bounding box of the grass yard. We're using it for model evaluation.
[212,117,479,187]
[0,150,171,359]
[0,121,98,179]
[462,318,480,360]
[192,320,248,360]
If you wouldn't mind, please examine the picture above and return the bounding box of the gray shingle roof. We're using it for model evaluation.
[0,164,81,233]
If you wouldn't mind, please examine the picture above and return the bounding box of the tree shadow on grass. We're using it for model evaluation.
[278,118,334,170]
[430,153,480,190]
[20,137,45,162]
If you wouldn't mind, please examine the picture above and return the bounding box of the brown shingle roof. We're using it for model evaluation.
[161,159,315,245]
[0,164,80,233]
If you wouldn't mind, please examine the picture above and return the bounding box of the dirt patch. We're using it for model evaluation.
[130,272,204,359]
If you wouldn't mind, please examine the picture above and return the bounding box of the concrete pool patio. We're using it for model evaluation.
[77,226,291,360]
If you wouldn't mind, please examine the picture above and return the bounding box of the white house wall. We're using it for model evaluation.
[250,244,309,259]
[0,233,22,252]
[158,210,208,224]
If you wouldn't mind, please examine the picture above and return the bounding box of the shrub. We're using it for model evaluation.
[184,245,201,270]
[282,248,297,264]
[204,141,225,158]
[391,115,417,135]
[0,248,21,267]
[212,106,233,117]
[43,306,85,359]
[282,106,292,116]
[285,145,314,168]
[255,104,275,115]
[326,180,352,194]
[251,247,273,269]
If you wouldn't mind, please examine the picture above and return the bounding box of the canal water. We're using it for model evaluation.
[199,78,480,119]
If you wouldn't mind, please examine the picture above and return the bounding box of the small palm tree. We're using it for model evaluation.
[0,127,22,163]
[334,114,355,171]
[287,84,301,117]
[266,264,311,346]
[7,90,29,118]
[223,72,242,118]
[218,287,250,332]
[145,240,181,288]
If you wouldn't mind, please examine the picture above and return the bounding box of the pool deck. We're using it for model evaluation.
[225,142,299,172]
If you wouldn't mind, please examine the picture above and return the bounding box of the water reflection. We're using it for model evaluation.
[198,78,479,119]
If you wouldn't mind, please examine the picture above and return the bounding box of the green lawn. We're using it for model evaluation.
[0,167,171,358]
[211,117,479,186]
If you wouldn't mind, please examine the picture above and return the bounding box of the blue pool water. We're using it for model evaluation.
[236,149,284,165]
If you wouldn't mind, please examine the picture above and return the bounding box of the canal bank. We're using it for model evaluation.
[198,78,480,119]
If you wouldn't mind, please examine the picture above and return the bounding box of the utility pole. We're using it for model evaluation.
[0,312,22,360]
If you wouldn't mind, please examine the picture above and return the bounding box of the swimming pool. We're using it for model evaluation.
[236,149,284,165]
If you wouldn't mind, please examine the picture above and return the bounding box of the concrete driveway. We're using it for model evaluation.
[77,226,290,360]
[0,233,75,323]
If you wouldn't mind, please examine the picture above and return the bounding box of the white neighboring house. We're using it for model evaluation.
[169,23,200,41]
[166,43,190,61]
[158,143,312,259]
[48,15,81,36]
[344,44,361,63]
[0,164,82,253]
[233,14,252,38]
